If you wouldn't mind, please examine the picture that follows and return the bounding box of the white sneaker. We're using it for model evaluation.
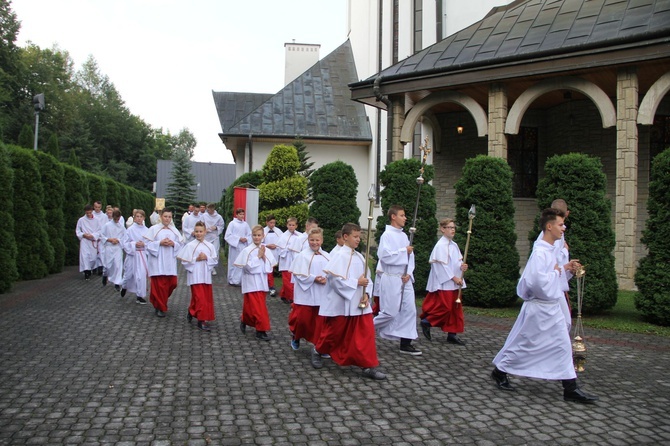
[212,269,217,275]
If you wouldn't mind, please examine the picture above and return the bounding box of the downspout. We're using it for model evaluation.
[373,0,386,203]
[248,133,253,172]
[374,75,393,200]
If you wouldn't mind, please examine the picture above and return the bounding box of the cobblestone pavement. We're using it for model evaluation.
[1,266,669,445]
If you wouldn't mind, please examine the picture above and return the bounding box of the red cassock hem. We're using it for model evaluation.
[288,304,322,344]
[149,275,178,312]
[420,289,464,333]
[241,291,271,331]
[189,283,215,321]
[280,271,294,300]
[315,314,379,368]
[267,272,275,288]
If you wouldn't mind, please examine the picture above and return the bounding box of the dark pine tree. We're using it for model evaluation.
[165,147,196,228]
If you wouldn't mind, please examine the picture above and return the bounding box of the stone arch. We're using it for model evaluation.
[400,91,487,143]
[638,71,670,125]
[505,76,616,134]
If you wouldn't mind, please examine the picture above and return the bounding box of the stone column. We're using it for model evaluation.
[391,96,405,161]
[488,83,508,159]
[615,68,638,289]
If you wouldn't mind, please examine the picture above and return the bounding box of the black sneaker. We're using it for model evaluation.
[255,331,270,341]
[136,297,147,305]
[399,344,422,356]
[120,288,127,297]
[114,285,121,292]
[311,348,323,369]
[102,276,108,286]
[447,334,466,346]
[84,270,91,280]
[362,367,387,380]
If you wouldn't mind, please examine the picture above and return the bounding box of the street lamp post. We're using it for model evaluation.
[33,93,45,151]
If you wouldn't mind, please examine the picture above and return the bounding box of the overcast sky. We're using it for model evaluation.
[12,0,348,164]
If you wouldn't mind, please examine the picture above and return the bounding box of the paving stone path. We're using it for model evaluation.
[1,266,669,445]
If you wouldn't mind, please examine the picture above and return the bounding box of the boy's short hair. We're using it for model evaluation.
[287,217,298,224]
[266,214,276,222]
[160,208,172,215]
[308,227,323,237]
[539,208,565,230]
[334,230,342,239]
[84,204,93,212]
[439,218,455,227]
[195,221,206,229]
[251,224,264,234]
[388,205,404,219]
[112,209,121,219]
[134,209,146,218]
[235,208,245,215]
[306,217,318,225]
[341,223,361,236]
[207,203,216,210]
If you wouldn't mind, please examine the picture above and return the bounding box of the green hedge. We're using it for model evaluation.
[62,165,88,265]
[454,155,519,307]
[0,144,18,293]
[35,151,66,273]
[534,153,618,313]
[309,161,361,251]
[635,147,670,325]
[8,146,54,280]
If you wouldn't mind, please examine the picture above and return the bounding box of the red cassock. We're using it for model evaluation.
[267,272,275,289]
[280,271,294,301]
[288,304,323,344]
[241,291,271,331]
[420,289,464,333]
[315,314,379,368]
[150,275,178,312]
[189,283,215,321]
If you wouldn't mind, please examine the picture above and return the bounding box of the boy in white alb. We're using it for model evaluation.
[262,215,283,297]
[145,209,183,317]
[100,209,126,290]
[276,217,302,303]
[121,210,150,304]
[224,208,251,286]
[178,221,218,331]
[76,204,102,280]
[202,203,225,275]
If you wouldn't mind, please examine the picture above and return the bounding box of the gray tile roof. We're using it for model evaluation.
[212,91,274,135]
[216,40,372,141]
[156,160,236,203]
[365,0,670,80]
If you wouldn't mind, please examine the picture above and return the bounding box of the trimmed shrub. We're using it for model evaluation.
[87,173,107,205]
[454,155,519,307]
[376,158,437,294]
[8,146,54,279]
[309,161,361,251]
[35,151,66,273]
[0,144,18,293]
[63,165,88,265]
[259,145,308,229]
[635,148,670,325]
[105,178,120,209]
[534,153,618,313]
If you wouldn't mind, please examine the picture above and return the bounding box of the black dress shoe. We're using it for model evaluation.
[447,335,466,346]
[256,331,270,341]
[155,309,166,318]
[491,368,515,391]
[240,322,246,334]
[102,276,108,286]
[187,312,193,323]
[197,321,210,331]
[564,388,599,404]
[120,288,127,297]
[420,320,432,341]
[114,285,121,292]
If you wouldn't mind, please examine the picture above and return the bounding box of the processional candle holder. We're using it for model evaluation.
[571,265,587,372]
[359,184,376,309]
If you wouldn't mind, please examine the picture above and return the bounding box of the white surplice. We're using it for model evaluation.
[233,244,276,294]
[262,226,284,262]
[144,225,183,277]
[76,214,102,272]
[100,220,126,285]
[177,239,218,286]
[373,225,418,341]
[426,236,466,292]
[290,248,331,306]
[276,230,302,271]
[121,223,149,297]
[202,211,225,253]
[224,218,252,285]
[492,239,577,381]
[320,247,373,317]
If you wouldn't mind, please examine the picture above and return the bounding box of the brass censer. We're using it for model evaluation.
[571,264,587,372]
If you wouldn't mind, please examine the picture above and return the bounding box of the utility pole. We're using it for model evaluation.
[33,93,45,151]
